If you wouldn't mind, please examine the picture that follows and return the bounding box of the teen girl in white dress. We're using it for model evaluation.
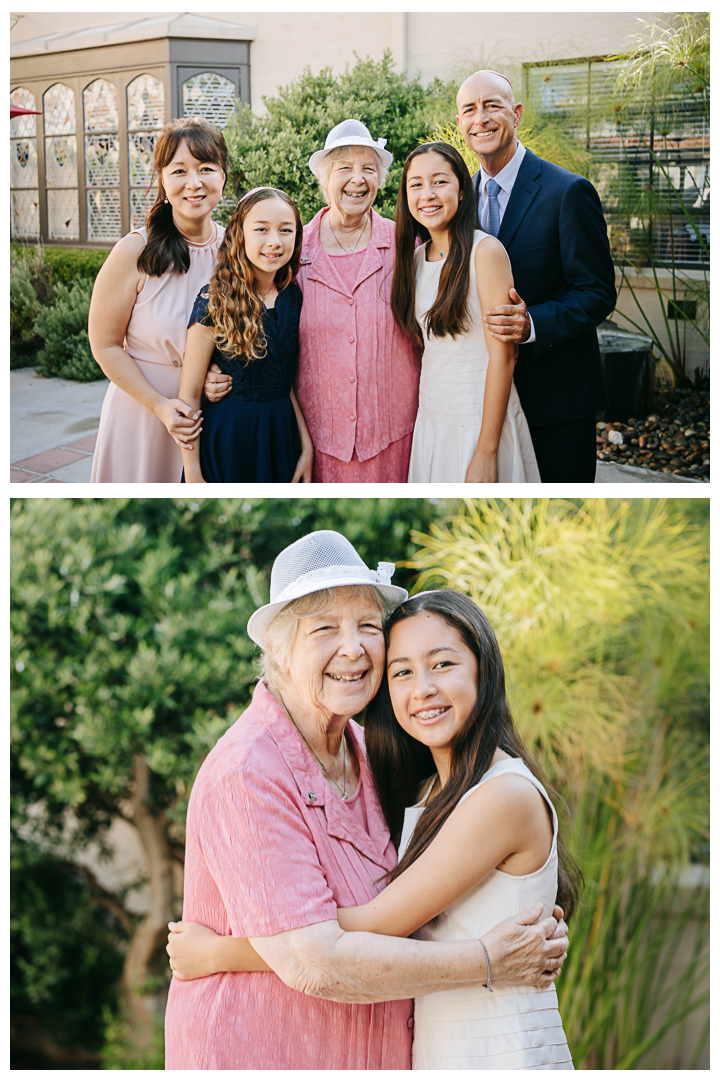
[390,142,540,484]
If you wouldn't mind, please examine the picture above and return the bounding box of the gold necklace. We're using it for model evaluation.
[280,693,348,799]
[327,213,369,255]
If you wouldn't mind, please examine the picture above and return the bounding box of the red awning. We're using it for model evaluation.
[11,106,42,118]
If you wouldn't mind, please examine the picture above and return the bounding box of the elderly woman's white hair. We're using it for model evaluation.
[308,118,393,201]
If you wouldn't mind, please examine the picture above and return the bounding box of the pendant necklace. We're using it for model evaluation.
[280,693,348,799]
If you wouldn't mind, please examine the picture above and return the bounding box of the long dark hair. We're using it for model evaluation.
[390,142,479,349]
[364,590,582,921]
[137,117,230,278]
[208,188,302,362]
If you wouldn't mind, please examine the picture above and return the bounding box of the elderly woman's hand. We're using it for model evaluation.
[167,921,226,980]
[203,363,233,403]
[483,902,568,989]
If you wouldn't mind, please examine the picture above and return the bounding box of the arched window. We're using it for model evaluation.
[182,72,236,128]
[127,74,165,231]
[83,78,121,241]
[43,82,79,240]
[10,87,40,239]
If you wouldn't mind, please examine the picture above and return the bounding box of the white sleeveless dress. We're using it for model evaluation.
[408,232,541,483]
[399,757,573,1070]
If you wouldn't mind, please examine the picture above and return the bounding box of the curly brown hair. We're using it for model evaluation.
[207,188,303,363]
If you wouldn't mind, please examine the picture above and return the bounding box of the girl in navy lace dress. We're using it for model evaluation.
[178,187,313,483]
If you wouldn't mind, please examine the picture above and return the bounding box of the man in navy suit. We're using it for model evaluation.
[457,70,616,482]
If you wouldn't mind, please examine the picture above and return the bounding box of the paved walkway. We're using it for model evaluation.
[10,367,701,485]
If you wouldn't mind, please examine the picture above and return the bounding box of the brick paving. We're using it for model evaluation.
[11,432,97,483]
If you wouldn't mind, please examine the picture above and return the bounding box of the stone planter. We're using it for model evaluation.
[597,321,654,421]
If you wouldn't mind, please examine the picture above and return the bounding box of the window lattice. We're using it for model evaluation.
[526,59,709,270]
[183,72,236,129]
[83,78,121,241]
[127,74,165,232]
[11,87,38,137]
[127,74,165,131]
[45,136,78,187]
[83,78,119,132]
[43,83,79,239]
[87,189,122,242]
[12,190,40,239]
[85,134,120,187]
[47,188,79,240]
[11,87,40,238]
[44,82,76,136]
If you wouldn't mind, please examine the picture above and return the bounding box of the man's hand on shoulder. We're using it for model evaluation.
[484,288,531,344]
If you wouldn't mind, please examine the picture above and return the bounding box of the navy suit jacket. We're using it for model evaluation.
[473,148,616,427]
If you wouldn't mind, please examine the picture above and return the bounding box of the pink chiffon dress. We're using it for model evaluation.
[90,223,225,483]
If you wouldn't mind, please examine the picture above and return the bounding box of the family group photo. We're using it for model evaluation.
[10,11,710,484]
[10,496,709,1069]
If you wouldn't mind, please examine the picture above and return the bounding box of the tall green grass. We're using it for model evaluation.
[406,498,709,1069]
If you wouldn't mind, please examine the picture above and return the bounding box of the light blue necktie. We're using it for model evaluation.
[486,178,501,237]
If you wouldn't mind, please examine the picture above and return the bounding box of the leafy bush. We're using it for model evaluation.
[11,840,125,1066]
[33,279,104,382]
[223,52,454,222]
[43,246,109,287]
[10,246,54,366]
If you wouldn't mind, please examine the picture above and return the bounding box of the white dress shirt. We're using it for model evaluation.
[477,140,536,343]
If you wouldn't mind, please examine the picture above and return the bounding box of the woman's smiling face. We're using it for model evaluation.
[325,148,380,217]
[284,587,386,722]
[387,611,478,761]
[405,150,461,234]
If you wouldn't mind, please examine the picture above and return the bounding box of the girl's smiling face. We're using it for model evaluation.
[405,150,462,234]
[241,196,297,278]
[387,611,478,767]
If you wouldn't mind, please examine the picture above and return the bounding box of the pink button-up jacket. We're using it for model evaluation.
[295,207,421,462]
[165,680,413,1070]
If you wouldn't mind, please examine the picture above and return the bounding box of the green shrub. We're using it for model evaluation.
[43,246,110,287]
[10,245,54,366]
[223,52,454,223]
[33,279,104,382]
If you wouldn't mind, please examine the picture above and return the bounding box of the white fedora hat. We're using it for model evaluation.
[308,118,393,177]
[247,530,407,648]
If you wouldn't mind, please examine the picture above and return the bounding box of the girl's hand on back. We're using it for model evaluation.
[167,921,226,980]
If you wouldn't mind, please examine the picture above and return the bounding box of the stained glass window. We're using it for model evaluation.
[43,83,79,239]
[127,74,165,231]
[10,88,40,238]
[83,79,121,241]
[183,72,236,129]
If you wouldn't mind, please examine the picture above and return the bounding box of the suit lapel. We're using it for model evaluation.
[498,149,542,249]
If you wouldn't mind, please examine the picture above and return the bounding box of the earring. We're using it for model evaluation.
[164,197,169,204]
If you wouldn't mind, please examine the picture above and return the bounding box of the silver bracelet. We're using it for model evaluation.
[478,937,493,992]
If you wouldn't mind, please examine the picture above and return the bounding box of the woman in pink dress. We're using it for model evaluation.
[203,120,421,483]
[89,118,227,483]
[163,530,569,1069]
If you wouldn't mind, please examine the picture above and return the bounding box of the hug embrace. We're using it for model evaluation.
[164,530,579,1069]
[89,69,616,485]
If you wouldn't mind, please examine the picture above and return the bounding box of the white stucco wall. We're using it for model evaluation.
[11,10,654,110]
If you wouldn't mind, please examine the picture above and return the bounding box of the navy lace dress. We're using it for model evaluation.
[185,282,303,483]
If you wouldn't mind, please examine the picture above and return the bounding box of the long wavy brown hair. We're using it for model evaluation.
[390,142,479,349]
[137,118,229,278]
[207,188,303,362]
[364,590,582,922]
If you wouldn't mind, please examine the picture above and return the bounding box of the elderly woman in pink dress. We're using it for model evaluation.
[203,120,421,482]
[163,530,568,1069]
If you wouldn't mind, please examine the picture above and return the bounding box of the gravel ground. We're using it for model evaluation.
[597,387,710,482]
